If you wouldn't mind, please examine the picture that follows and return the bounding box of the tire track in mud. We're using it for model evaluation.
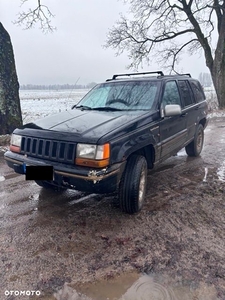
[0,118,225,299]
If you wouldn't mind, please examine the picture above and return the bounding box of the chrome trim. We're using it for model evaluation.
[55,169,119,181]
[5,157,23,165]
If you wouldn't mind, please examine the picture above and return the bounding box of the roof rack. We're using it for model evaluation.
[172,73,192,78]
[110,71,164,80]
[181,73,191,77]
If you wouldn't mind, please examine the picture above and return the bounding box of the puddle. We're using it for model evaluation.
[0,175,5,182]
[54,273,218,300]
[217,160,225,182]
[68,193,97,205]
[54,284,92,300]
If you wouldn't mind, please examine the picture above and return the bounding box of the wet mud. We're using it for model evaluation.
[0,117,224,299]
[67,273,218,300]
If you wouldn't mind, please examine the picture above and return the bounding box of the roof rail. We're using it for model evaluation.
[111,71,164,80]
[173,73,192,78]
[182,73,191,77]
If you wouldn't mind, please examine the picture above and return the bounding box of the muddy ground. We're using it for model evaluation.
[0,117,224,300]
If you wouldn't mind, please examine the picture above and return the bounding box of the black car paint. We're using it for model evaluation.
[11,108,162,164]
[4,75,208,194]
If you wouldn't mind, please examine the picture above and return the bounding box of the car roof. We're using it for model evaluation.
[106,72,196,83]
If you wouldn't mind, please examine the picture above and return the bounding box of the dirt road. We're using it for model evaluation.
[0,117,224,299]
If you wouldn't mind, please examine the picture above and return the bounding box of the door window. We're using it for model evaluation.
[162,81,181,107]
[178,80,195,107]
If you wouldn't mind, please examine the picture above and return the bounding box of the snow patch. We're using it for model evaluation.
[217,160,225,182]
[20,89,89,124]
[0,176,5,182]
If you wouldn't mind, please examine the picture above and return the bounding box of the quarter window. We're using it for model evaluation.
[190,81,205,102]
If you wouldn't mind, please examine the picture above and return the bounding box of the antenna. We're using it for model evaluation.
[68,77,80,99]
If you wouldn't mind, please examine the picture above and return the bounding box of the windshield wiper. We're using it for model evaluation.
[74,105,124,111]
[74,105,93,110]
[92,106,123,111]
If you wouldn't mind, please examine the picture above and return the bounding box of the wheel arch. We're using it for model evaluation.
[199,117,207,129]
[129,144,155,169]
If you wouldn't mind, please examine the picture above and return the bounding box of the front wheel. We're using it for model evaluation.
[118,155,147,214]
[185,124,204,157]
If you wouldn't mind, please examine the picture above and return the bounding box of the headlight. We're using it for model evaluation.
[11,134,22,146]
[10,134,22,153]
[76,143,110,168]
[77,144,97,159]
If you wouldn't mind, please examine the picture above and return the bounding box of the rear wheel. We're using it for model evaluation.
[35,180,67,192]
[185,124,204,157]
[118,155,147,214]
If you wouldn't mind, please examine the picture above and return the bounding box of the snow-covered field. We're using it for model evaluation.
[20,89,89,124]
[19,88,222,125]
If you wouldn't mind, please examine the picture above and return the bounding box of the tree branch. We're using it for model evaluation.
[106,0,220,71]
[180,0,214,68]
[14,0,56,33]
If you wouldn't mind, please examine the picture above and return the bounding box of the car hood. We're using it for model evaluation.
[21,109,149,143]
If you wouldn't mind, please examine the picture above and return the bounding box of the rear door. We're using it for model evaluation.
[159,80,187,160]
[177,80,198,143]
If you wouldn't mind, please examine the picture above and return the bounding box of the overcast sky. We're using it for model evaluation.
[1,0,209,85]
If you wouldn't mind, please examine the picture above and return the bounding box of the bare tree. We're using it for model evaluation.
[14,0,56,33]
[106,0,225,109]
[0,1,54,135]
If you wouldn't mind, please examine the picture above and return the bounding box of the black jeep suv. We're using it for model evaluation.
[5,71,208,214]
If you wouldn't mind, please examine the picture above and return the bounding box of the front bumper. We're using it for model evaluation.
[4,151,126,194]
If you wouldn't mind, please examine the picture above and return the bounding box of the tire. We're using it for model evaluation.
[185,124,204,157]
[118,155,147,214]
[35,180,67,192]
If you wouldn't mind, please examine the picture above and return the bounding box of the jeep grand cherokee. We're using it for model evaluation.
[4,71,208,214]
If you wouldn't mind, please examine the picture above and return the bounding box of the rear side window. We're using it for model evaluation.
[190,81,205,102]
[178,80,195,107]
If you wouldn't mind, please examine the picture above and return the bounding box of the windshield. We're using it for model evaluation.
[75,81,159,111]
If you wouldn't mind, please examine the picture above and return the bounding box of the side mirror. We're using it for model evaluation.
[164,104,181,117]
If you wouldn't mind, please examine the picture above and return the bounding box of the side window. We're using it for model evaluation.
[178,80,194,107]
[162,81,181,107]
[190,81,205,102]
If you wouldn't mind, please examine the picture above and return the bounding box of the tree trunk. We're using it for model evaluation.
[0,22,22,135]
[210,58,225,110]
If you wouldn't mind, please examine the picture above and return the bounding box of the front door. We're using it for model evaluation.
[159,80,187,160]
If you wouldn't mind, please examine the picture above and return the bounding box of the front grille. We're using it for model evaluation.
[21,137,76,163]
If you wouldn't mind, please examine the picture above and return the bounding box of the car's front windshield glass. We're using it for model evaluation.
[76,81,159,111]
